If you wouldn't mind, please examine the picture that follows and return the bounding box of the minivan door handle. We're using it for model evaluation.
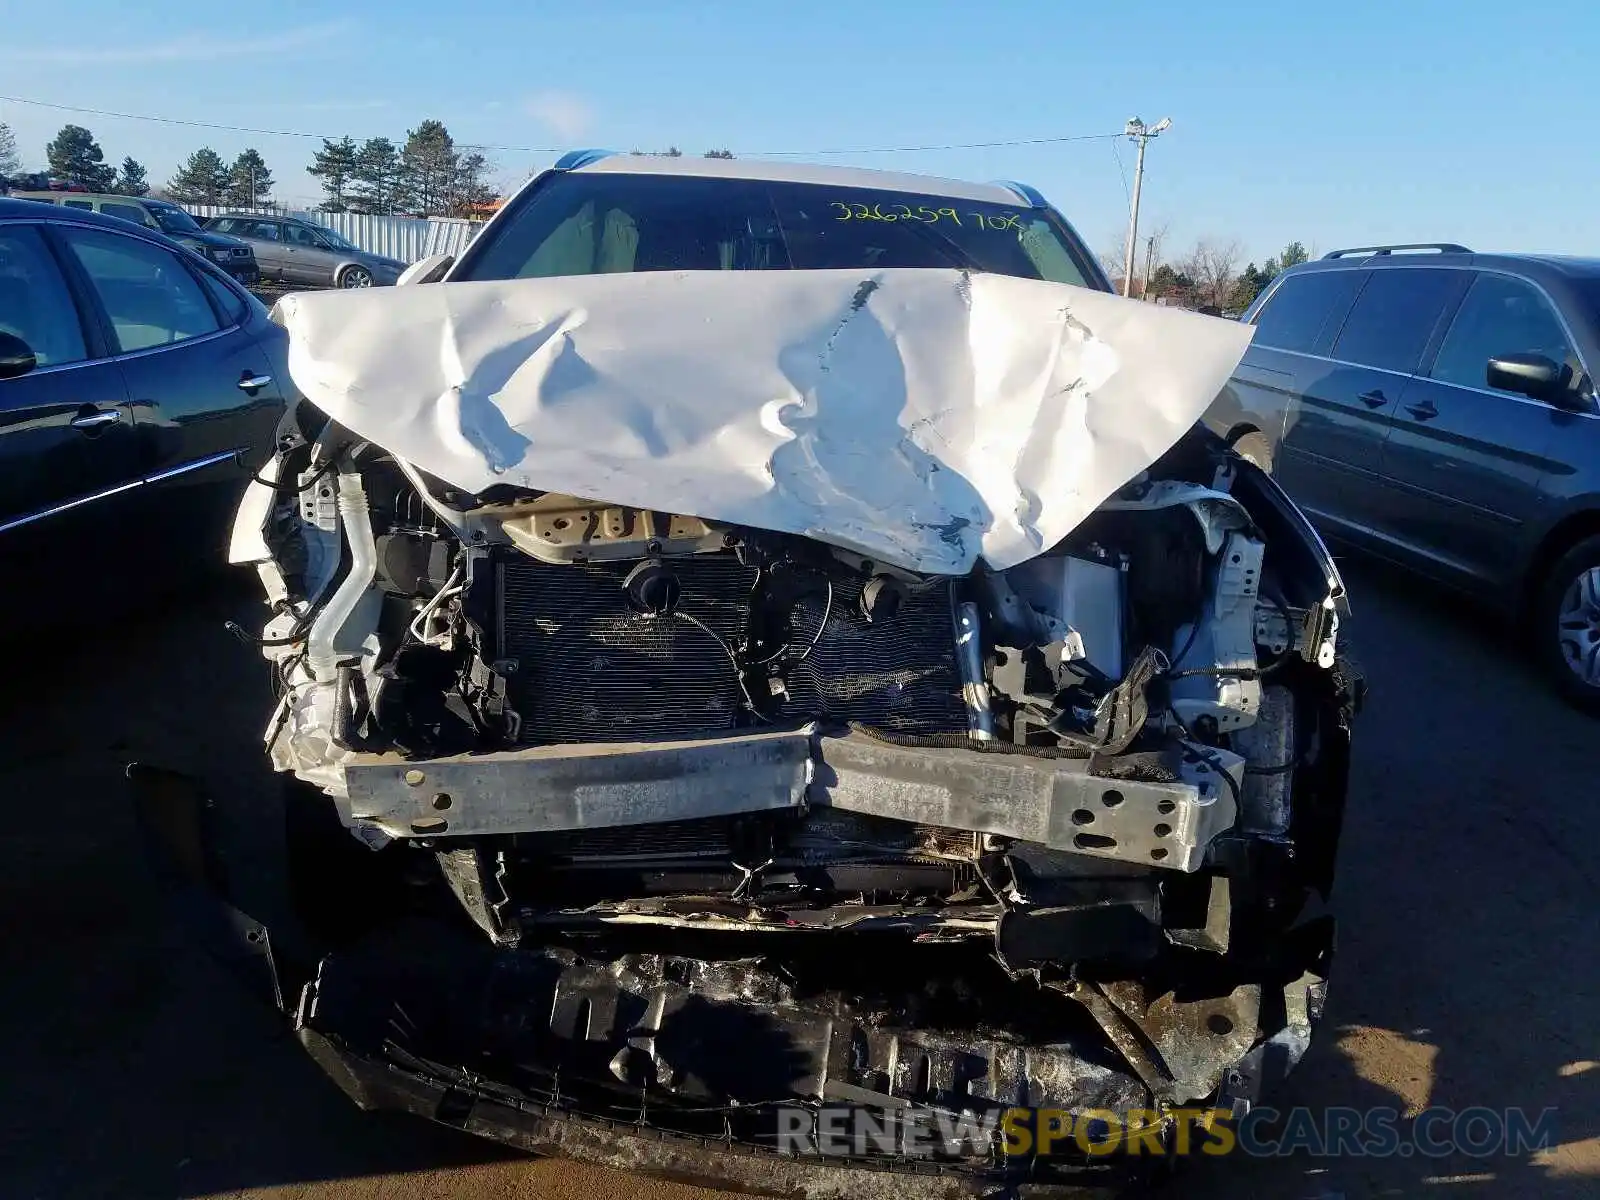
[1358,389,1389,408]
[1405,399,1440,421]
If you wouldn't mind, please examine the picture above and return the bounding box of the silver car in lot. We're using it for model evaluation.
[204,214,406,289]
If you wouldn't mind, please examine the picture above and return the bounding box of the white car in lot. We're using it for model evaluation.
[221,151,1360,1195]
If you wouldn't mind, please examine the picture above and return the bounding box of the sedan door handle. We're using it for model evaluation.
[1405,399,1440,421]
[237,373,273,393]
[69,408,122,429]
[1358,389,1389,408]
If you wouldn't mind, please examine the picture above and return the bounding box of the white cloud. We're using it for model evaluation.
[524,91,595,142]
[5,22,356,65]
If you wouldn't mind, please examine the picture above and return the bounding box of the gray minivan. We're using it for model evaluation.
[205,214,406,288]
[1210,243,1600,706]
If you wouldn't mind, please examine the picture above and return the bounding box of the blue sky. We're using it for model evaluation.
[2,0,1595,268]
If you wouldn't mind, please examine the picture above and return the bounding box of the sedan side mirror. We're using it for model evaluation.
[1487,353,1570,404]
[0,331,38,380]
[398,254,454,286]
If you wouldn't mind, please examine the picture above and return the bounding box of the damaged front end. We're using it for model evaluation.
[220,268,1358,1193]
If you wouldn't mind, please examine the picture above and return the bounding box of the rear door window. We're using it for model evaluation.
[60,227,221,353]
[1249,271,1363,354]
[64,199,93,211]
[1431,272,1575,395]
[1331,268,1460,374]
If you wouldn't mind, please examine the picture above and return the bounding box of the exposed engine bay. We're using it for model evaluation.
[232,394,1357,1190]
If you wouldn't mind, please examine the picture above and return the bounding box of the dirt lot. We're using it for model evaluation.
[1,555,1595,1200]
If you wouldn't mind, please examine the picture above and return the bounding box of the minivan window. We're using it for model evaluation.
[459,173,1096,287]
[101,201,151,226]
[1249,271,1363,354]
[1432,273,1574,395]
[1331,268,1459,374]
[64,199,93,210]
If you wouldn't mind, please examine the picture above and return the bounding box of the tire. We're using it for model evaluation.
[337,264,373,289]
[1532,534,1600,711]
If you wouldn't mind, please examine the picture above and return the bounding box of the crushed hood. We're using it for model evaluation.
[276,268,1252,574]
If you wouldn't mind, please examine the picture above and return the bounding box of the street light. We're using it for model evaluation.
[1121,116,1172,297]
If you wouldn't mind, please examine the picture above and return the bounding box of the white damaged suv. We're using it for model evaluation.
[226,152,1360,1195]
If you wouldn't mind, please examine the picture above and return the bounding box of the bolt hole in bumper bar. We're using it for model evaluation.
[340,726,1239,874]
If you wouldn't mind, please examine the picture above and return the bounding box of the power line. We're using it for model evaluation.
[0,94,563,153]
[1110,139,1131,212]
[0,93,1123,158]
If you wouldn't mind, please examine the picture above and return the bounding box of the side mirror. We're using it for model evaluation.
[0,331,38,380]
[398,254,454,286]
[1487,353,1569,403]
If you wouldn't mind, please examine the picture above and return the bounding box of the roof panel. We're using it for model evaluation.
[570,154,1032,205]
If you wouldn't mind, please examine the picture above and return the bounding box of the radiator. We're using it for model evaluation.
[779,575,968,735]
[497,555,758,744]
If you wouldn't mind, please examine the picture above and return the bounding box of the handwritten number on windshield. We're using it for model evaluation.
[830,204,1023,231]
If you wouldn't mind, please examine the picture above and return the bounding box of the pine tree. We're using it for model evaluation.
[349,137,402,214]
[114,157,149,196]
[45,125,116,190]
[400,119,456,216]
[0,123,20,178]
[166,147,231,205]
[225,149,273,207]
[307,136,358,212]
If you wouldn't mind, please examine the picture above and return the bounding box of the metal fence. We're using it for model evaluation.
[179,204,484,264]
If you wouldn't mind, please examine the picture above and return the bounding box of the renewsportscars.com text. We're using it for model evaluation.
[775,1104,1558,1160]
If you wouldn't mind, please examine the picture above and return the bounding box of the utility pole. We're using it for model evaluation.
[1142,234,1156,297]
[1120,116,1171,297]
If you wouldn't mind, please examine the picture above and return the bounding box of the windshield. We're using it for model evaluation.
[150,204,202,235]
[457,172,1097,287]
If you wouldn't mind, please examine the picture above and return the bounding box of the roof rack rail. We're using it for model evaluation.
[1322,243,1471,259]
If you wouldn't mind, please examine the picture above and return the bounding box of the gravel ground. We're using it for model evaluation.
[0,555,1594,1200]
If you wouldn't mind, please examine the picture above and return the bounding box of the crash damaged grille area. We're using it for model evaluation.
[485,545,969,745]
[239,259,1360,1194]
[496,555,758,743]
